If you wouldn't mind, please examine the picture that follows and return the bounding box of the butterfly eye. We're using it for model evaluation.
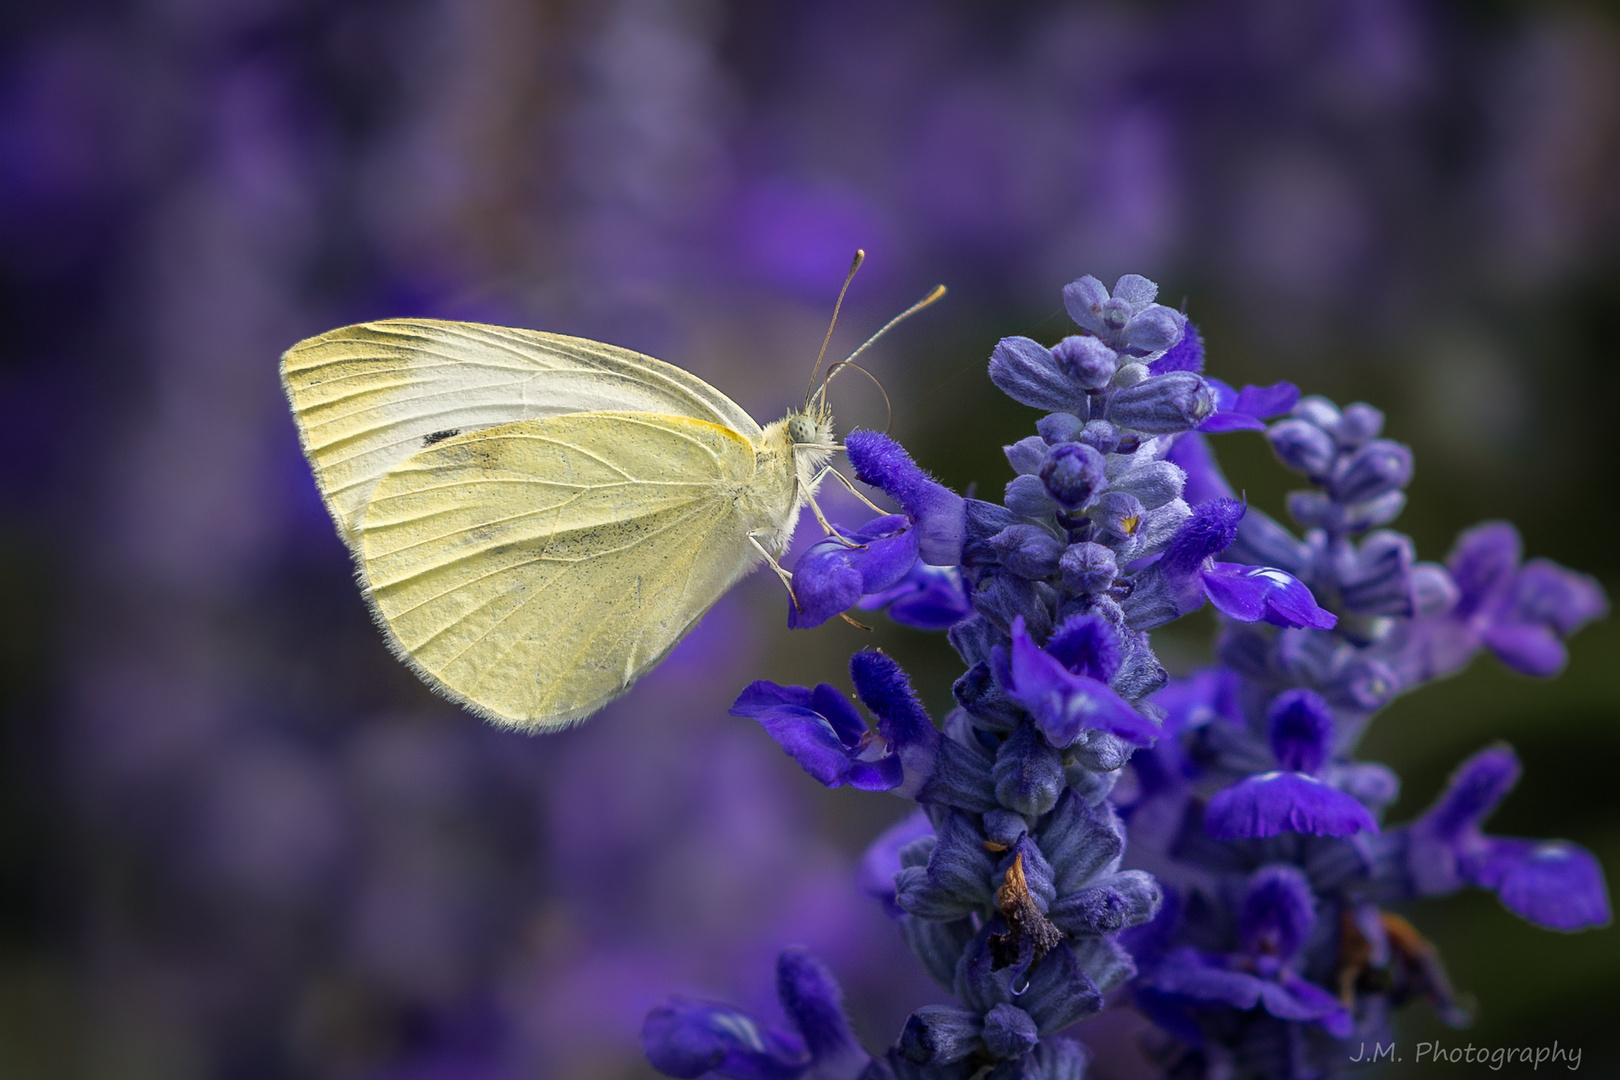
[789,415,816,444]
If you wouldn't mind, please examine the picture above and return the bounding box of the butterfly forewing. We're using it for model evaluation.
[355,411,768,729]
[281,319,762,539]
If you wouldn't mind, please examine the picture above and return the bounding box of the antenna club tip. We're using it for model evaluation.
[851,249,866,267]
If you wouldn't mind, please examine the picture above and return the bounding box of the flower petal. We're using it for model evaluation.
[1202,563,1337,630]
[788,515,918,629]
[845,432,965,566]
[1204,772,1377,840]
[642,999,808,1080]
[1003,618,1158,747]
[859,561,972,630]
[1471,839,1612,931]
[1237,865,1316,961]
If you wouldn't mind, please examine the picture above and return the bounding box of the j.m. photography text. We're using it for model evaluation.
[1349,1040,1582,1072]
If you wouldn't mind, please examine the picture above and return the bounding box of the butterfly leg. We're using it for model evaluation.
[748,532,798,594]
[818,465,888,515]
[803,466,884,548]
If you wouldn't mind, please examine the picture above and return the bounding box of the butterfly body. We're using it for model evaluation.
[282,319,834,730]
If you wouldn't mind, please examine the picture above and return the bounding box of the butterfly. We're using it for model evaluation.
[281,261,940,731]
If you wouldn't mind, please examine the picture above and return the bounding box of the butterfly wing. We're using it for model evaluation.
[280,319,762,542]
[355,410,779,729]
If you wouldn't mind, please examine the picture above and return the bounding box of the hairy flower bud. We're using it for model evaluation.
[1107,373,1215,434]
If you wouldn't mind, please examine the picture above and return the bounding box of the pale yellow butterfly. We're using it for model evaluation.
[281,261,942,731]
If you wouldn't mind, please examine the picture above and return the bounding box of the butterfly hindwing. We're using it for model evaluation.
[354,411,767,729]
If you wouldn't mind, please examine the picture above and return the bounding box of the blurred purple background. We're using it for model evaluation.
[1,1,1617,1077]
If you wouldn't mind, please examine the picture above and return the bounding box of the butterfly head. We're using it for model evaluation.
[787,404,836,450]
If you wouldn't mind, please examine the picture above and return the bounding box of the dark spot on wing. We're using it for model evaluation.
[423,428,460,446]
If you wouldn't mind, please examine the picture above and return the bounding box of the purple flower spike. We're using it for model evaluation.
[844,430,965,566]
[998,617,1158,747]
[730,681,904,792]
[1475,839,1612,931]
[1201,563,1337,630]
[1204,772,1377,839]
[1265,689,1335,775]
[1198,378,1301,434]
[789,514,917,630]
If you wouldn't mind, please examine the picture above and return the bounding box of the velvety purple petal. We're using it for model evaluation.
[1480,620,1568,677]
[641,999,808,1080]
[1045,613,1121,682]
[774,949,867,1070]
[1447,522,1521,618]
[1160,499,1244,578]
[1264,976,1352,1037]
[756,707,868,788]
[1149,948,1266,1010]
[1202,563,1337,629]
[1149,320,1204,375]
[1149,667,1242,736]
[845,432,965,566]
[730,681,815,718]
[886,582,973,630]
[1472,839,1612,931]
[1197,412,1268,433]
[1509,559,1608,636]
[1204,377,1240,413]
[788,539,866,629]
[788,515,919,629]
[1420,744,1520,839]
[860,561,972,630]
[856,524,922,596]
[857,809,933,915]
[1265,689,1335,775]
[1238,865,1316,961]
[1005,618,1158,747]
[850,650,938,752]
[844,757,905,791]
[1204,772,1377,840]
[809,683,867,746]
[1198,563,1266,621]
[1232,382,1300,419]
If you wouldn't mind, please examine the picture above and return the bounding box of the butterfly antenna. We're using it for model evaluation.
[820,360,892,434]
[815,283,946,413]
[805,249,866,408]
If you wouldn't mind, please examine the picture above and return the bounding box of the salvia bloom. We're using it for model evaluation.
[642,274,1609,1080]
